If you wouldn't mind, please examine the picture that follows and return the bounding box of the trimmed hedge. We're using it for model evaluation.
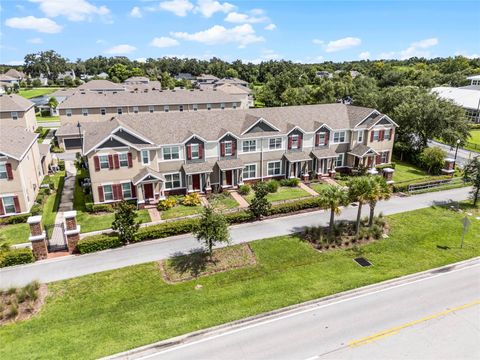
[133,218,200,243]
[76,234,123,254]
[269,197,322,215]
[0,213,31,225]
[0,248,35,268]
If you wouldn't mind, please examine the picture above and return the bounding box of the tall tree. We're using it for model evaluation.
[319,185,350,237]
[24,50,68,80]
[365,177,391,227]
[463,156,480,206]
[194,206,230,259]
[348,177,372,239]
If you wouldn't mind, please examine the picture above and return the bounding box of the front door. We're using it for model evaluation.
[192,174,201,191]
[143,183,154,200]
[225,170,233,186]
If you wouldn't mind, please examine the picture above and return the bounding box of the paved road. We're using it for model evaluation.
[429,140,479,167]
[112,260,480,360]
[0,186,473,289]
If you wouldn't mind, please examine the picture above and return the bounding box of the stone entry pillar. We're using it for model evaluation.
[442,158,455,175]
[28,215,48,260]
[382,167,395,184]
[64,211,81,254]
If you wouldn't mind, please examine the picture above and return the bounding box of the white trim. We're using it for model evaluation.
[367,115,399,129]
[161,146,182,161]
[331,130,348,144]
[141,149,150,165]
[267,160,282,176]
[242,163,257,180]
[354,110,380,128]
[241,117,281,135]
[164,172,183,190]
[287,126,307,135]
[182,133,208,144]
[241,139,258,153]
[313,123,333,133]
[217,131,241,141]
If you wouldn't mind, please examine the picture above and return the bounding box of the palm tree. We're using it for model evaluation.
[365,176,391,227]
[319,185,350,237]
[348,176,372,239]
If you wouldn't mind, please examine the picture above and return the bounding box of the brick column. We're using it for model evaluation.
[64,211,81,254]
[382,168,395,184]
[28,215,48,260]
[442,158,455,175]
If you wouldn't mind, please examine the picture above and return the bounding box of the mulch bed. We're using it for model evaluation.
[0,284,48,326]
[159,243,257,283]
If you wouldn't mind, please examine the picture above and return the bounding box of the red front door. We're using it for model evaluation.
[225,170,233,185]
[143,183,154,200]
[192,174,201,190]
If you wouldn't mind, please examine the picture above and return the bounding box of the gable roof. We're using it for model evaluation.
[5,69,25,79]
[77,80,126,92]
[0,94,35,112]
[0,126,38,160]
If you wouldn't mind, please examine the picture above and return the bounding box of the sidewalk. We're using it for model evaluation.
[0,186,472,289]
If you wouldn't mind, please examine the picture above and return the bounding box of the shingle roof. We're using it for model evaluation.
[311,148,339,159]
[5,69,25,79]
[0,74,17,82]
[217,158,244,170]
[283,151,312,162]
[132,167,165,185]
[125,76,149,83]
[348,144,377,157]
[0,94,35,112]
[0,126,38,160]
[182,162,214,175]
[77,80,125,91]
[215,83,251,95]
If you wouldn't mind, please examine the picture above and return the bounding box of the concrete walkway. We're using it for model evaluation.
[230,190,249,208]
[298,182,319,196]
[41,129,55,145]
[147,207,162,222]
[0,186,472,289]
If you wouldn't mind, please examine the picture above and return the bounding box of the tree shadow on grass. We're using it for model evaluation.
[170,248,209,278]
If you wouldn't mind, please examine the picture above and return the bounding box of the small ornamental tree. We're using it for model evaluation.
[463,156,480,206]
[249,182,271,220]
[194,206,230,259]
[111,201,140,244]
[348,176,372,239]
[365,176,391,227]
[319,185,350,238]
[419,147,446,175]
[48,96,58,110]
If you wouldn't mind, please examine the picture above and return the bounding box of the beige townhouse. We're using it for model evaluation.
[0,126,47,217]
[0,94,37,132]
[56,103,397,207]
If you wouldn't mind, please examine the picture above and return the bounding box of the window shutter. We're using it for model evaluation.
[5,163,13,180]
[0,198,4,216]
[325,132,329,145]
[118,184,124,200]
[98,186,104,202]
[199,144,204,159]
[187,144,192,160]
[13,196,20,213]
[380,130,385,141]
[131,182,136,198]
[376,155,381,164]
[114,154,120,169]
[288,136,292,149]
[127,152,133,167]
[220,142,225,157]
[315,133,320,146]
[385,151,390,163]
[114,184,122,200]
[298,136,302,149]
[108,155,114,169]
[389,129,393,140]
[232,141,236,156]
[94,156,100,171]
[370,131,374,142]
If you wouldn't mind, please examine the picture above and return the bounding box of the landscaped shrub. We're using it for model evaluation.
[280,178,300,187]
[157,196,177,211]
[35,194,45,204]
[375,163,396,171]
[76,234,123,254]
[50,146,65,153]
[0,213,31,225]
[91,203,115,213]
[269,197,322,215]
[85,202,94,212]
[58,160,65,170]
[224,210,254,224]
[182,192,201,206]
[134,218,199,242]
[30,204,42,216]
[266,180,279,193]
[0,248,34,268]
[238,184,251,195]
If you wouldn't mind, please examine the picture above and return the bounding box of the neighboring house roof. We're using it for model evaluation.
[215,78,248,86]
[182,162,214,175]
[215,83,251,95]
[125,76,149,83]
[5,69,25,79]
[0,94,35,112]
[216,158,244,171]
[311,148,338,159]
[0,126,38,160]
[77,80,125,92]
[72,104,390,155]
[432,86,480,110]
[283,151,312,162]
[50,88,77,98]
[132,167,165,185]
[58,88,245,109]
[0,74,17,82]
[124,81,161,92]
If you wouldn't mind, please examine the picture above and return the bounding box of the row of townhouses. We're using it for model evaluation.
[56,103,397,207]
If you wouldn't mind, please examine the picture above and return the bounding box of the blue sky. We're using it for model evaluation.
[1,0,479,65]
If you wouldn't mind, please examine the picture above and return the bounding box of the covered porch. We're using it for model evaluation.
[311,148,338,177]
[348,144,379,171]
[217,158,244,189]
[284,151,313,181]
[132,168,166,208]
[182,162,214,193]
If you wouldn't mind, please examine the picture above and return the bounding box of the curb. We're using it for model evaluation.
[104,256,480,359]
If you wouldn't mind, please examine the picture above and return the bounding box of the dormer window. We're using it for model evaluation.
[193,104,198,111]
[232,102,237,109]
[82,108,88,116]
[179,105,184,112]
[133,106,139,114]
[207,103,212,110]
[190,144,200,159]
[11,112,18,120]
[117,107,123,115]
[66,109,72,117]
[149,106,155,113]
[288,133,302,149]
[316,132,328,146]
[100,108,106,115]
[220,103,225,110]
[164,105,169,112]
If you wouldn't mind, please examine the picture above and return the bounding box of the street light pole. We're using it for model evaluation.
[76,121,82,156]
[453,139,460,170]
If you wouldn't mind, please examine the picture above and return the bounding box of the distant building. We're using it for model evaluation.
[316,71,332,79]
[4,69,25,81]
[175,73,196,81]
[467,75,480,86]
[432,85,480,123]
[0,94,37,131]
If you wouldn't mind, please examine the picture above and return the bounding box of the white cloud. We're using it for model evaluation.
[28,37,43,44]
[324,37,361,52]
[96,39,106,44]
[312,39,324,45]
[224,10,268,24]
[5,16,62,33]
[150,36,180,48]
[30,0,110,22]
[264,23,276,31]
[157,0,194,17]
[195,0,235,17]
[379,51,395,59]
[130,6,142,18]
[411,38,438,49]
[172,24,264,48]
[244,49,282,64]
[359,51,370,60]
[135,57,147,63]
[454,51,480,59]
[399,37,439,59]
[104,44,137,55]
[5,60,24,66]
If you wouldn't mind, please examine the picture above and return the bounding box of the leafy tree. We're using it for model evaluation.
[249,182,271,220]
[48,96,58,109]
[24,50,68,80]
[12,83,19,93]
[194,206,230,259]
[463,156,480,206]
[225,68,239,78]
[108,63,130,82]
[63,75,74,87]
[348,177,372,239]
[111,201,140,244]
[365,176,391,227]
[419,147,446,174]
[32,79,42,87]
[130,67,144,77]
[319,185,350,237]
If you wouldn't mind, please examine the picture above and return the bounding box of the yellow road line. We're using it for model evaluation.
[348,299,480,348]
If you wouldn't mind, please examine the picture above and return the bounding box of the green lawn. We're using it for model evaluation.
[309,182,330,194]
[161,204,203,220]
[0,223,30,246]
[0,204,478,359]
[208,194,239,211]
[465,130,480,152]
[18,87,59,99]
[35,127,50,143]
[245,186,310,203]
[36,115,60,123]
[393,159,430,183]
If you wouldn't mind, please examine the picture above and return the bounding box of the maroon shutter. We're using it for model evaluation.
[98,186,104,202]
[5,163,13,180]
[131,182,136,198]
[325,132,329,145]
[385,151,390,163]
[108,155,114,169]
[0,198,4,216]
[389,129,393,140]
[187,145,191,160]
[112,185,118,200]
[232,141,236,156]
[114,184,122,200]
[118,184,124,200]
[315,133,319,146]
[380,130,385,141]
[13,196,20,213]
[127,152,133,167]
[376,155,381,164]
[370,131,374,142]
[298,136,302,149]
[114,154,120,169]
[94,156,100,171]
[199,144,204,159]
[288,136,292,149]
[220,142,225,157]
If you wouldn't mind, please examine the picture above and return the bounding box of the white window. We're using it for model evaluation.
[133,106,139,114]
[193,104,198,111]
[267,161,282,176]
[149,105,155,113]
[269,138,282,150]
[381,152,389,164]
[164,105,169,112]
[220,103,225,110]
[163,146,180,160]
[103,185,114,201]
[99,155,109,169]
[243,164,256,179]
[373,130,380,141]
[122,183,132,198]
[290,134,300,149]
[2,196,16,214]
[141,150,150,165]
[333,131,346,143]
[11,112,18,120]
[357,131,364,143]
[242,140,257,153]
[66,109,72,117]
[119,153,128,167]
[165,173,181,189]
[100,108,106,115]
[384,129,391,141]
[117,107,123,115]
[232,102,237,109]
[179,105,184,112]
[207,103,212,110]
[335,153,344,167]
[190,144,200,159]
[224,141,232,156]
[82,108,88,116]
[0,164,7,179]
[317,132,327,146]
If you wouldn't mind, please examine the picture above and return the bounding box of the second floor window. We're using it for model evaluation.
[290,134,300,149]
[0,164,7,179]
[99,155,109,169]
[11,112,18,120]
[119,153,129,167]
[141,150,150,165]
[373,130,380,141]
[316,132,327,146]
[384,129,392,141]
[224,141,232,156]
[333,131,346,143]
[190,144,200,159]
[269,138,282,150]
[357,131,364,143]
[163,146,180,160]
[242,140,256,153]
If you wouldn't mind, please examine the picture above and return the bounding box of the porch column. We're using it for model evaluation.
[187,175,193,192]
[136,184,145,209]
[205,173,212,193]
[28,215,48,261]
[238,168,244,185]
[64,211,80,254]
[302,161,310,181]
[221,170,227,186]
[289,162,295,178]
[159,182,166,200]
